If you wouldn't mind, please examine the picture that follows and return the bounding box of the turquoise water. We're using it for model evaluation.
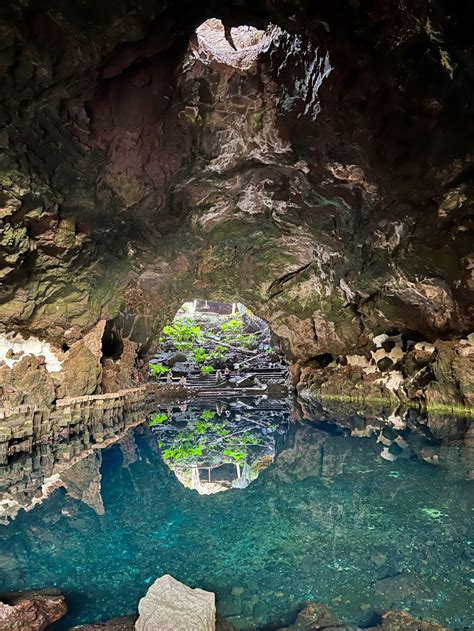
[0,403,473,630]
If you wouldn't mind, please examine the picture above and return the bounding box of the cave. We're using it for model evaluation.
[0,1,473,629]
[0,0,472,410]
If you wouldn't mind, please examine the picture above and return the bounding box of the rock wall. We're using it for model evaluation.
[0,1,473,407]
[0,387,148,463]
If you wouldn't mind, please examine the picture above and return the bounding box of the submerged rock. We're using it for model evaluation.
[0,588,67,630]
[69,616,137,630]
[372,572,427,602]
[378,610,450,631]
[278,602,451,631]
[135,574,215,631]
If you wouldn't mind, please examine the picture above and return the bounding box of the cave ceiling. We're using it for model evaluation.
[0,0,473,363]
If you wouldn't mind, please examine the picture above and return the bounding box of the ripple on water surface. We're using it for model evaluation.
[0,402,473,630]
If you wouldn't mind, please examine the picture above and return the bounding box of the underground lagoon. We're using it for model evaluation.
[1,1,474,630]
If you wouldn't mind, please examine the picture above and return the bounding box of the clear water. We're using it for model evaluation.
[0,403,473,630]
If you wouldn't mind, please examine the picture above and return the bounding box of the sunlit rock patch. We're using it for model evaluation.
[0,332,62,371]
[194,18,272,69]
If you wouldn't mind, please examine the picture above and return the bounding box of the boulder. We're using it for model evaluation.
[0,588,67,630]
[62,344,102,397]
[0,355,56,408]
[378,610,451,631]
[294,603,340,629]
[135,575,215,631]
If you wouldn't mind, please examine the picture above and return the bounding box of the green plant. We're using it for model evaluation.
[149,362,169,375]
[220,318,243,334]
[234,333,256,348]
[193,347,209,364]
[200,365,214,375]
[149,413,169,427]
[209,345,227,361]
[162,321,201,346]
[200,409,216,420]
[176,341,194,351]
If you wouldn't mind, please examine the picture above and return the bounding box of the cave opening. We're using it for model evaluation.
[191,18,272,69]
[101,321,125,361]
[149,299,287,385]
[147,298,289,494]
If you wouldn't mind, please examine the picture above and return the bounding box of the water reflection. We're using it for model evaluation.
[0,400,472,630]
[149,398,289,493]
[0,412,145,523]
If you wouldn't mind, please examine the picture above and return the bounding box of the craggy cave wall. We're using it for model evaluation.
[0,0,473,410]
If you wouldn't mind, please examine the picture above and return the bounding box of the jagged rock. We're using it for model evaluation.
[62,344,102,397]
[425,342,474,408]
[61,452,105,515]
[378,610,451,631]
[135,574,215,631]
[0,2,472,405]
[279,602,450,631]
[0,355,56,408]
[294,603,340,629]
[0,588,67,630]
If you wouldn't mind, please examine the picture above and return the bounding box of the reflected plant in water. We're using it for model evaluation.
[200,410,216,420]
[150,407,275,472]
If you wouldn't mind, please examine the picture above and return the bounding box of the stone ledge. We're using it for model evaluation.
[0,386,150,462]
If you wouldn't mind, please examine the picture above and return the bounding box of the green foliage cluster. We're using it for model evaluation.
[162,319,202,351]
[220,318,243,334]
[200,365,214,375]
[154,311,264,379]
[149,362,169,375]
[149,413,169,427]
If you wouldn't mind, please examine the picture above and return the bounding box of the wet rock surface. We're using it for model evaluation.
[0,588,67,630]
[135,574,215,631]
[278,603,451,631]
[0,1,472,407]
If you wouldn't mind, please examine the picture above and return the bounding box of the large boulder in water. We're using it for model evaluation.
[135,574,215,631]
[0,588,67,630]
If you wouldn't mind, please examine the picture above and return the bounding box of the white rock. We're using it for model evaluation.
[414,342,435,354]
[0,332,62,372]
[380,447,397,462]
[376,371,404,393]
[373,333,388,347]
[467,332,474,346]
[386,413,406,430]
[135,575,215,631]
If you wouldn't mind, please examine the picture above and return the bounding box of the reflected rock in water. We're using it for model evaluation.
[0,411,145,523]
[61,453,105,515]
[296,395,474,480]
[149,398,289,493]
